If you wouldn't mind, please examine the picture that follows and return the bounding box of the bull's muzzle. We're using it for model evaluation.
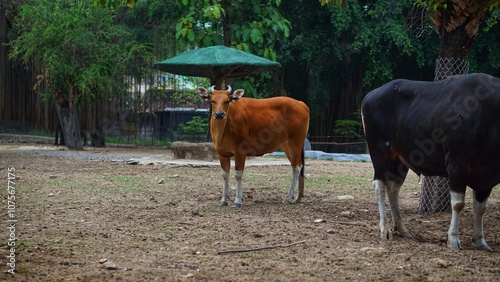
[214,110,225,119]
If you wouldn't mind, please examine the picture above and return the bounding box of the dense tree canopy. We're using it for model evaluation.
[283,0,499,139]
[3,0,500,147]
[8,0,143,149]
[279,0,437,137]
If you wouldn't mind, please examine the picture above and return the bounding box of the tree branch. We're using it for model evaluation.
[218,240,306,254]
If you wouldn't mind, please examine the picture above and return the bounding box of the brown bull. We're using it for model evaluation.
[198,85,310,208]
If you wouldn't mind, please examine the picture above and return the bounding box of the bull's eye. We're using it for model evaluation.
[224,100,230,104]
[211,100,216,104]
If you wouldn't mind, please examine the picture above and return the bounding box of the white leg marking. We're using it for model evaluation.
[284,165,301,204]
[472,192,491,251]
[387,181,412,238]
[232,170,243,208]
[448,191,465,250]
[219,171,229,206]
[374,180,392,240]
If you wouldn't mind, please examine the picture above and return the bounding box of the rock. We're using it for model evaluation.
[314,219,326,223]
[126,159,139,165]
[432,258,449,268]
[360,247,380,253]
[158,178,165,184]
[171,142,218,161]
[102,260,117,270]
[337,195,354,200]
[99,258,108,264]
[192,207,200,216]
[49,175,57,179]
[48,193,54,197]
[340,211,352,217]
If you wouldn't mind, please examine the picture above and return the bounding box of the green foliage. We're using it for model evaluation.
[319,0,348,9]
[333,119,363,138]
[469,9,500,77]
[414,0,447,10]
[8,0,144,105]
[178,116,208,135]
[94,0,136,9]
[171,88,201,106]
[347,1,430,86]
[174,0,291,61]
[172,0,290,98]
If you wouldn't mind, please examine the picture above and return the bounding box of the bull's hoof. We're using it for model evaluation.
[282,199,293,205]
[380,223,393,240]
[231,203,242,208]
[473,240,492,251]
[397,229,425,242]
[447,239,462,250]
[380,230,393,240]
[218,200,228,206]
[401,231,413,238]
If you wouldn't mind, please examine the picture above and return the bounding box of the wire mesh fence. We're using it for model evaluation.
[418,57,469,214]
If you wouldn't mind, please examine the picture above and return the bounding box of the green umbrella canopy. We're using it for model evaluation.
[153,45,281,89]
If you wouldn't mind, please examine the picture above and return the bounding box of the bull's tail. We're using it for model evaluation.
[297,148,305,202]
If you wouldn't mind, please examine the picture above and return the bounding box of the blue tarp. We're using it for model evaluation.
[267,150,371,162]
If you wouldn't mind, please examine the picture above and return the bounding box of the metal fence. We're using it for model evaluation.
[308,136,366,154]
[418,57,470,214]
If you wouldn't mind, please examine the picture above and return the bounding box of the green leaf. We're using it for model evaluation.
[187,29,195,41]
[176,21,183,31]
[250,27,262,43]
[203,35,212,46]
[212,5,221,18]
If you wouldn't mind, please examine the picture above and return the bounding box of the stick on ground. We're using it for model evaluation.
[218,240,306,254]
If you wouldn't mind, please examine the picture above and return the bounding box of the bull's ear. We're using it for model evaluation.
[198,87,210,101]
[232,89,244,101]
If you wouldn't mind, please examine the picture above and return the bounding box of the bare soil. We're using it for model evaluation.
[0,138,499,281]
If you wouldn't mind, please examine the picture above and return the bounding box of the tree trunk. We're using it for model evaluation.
[56,101,83,150]
[418,1,487,214]
[221,0,231,47]
[92,101,105,147]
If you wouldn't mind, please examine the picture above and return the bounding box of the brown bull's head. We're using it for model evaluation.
[198,85,244,120]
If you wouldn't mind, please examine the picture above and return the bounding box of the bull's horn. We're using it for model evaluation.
[227,85,232,93]
[211,85,216,92]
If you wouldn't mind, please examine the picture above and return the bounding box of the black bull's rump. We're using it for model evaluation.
[361,73,500,250]
[362,73,500,195]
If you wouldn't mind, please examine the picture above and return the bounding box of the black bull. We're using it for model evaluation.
[361,73,500,251]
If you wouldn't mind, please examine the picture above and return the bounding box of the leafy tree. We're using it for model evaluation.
[321,0,499,213]
[175,0,291,59]
[174,0,291,96]
[413,0,500,213]
[179,116,208,136]
[8,0,141,150]
[280,0,435,138]
[95,0,136,9]
[333,119,363,139]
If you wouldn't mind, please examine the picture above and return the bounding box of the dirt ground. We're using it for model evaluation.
[0,137,499,281]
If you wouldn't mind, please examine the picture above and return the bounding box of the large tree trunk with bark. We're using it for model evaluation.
[56,101,83,150]
[419,0,492,214]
